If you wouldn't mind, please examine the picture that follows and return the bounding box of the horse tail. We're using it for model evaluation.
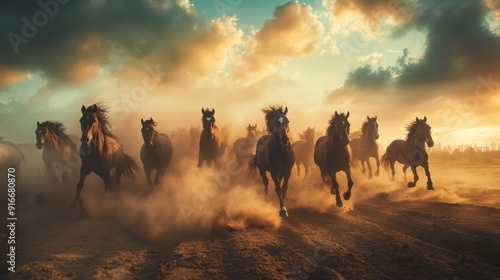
[248,155,257,173]
[123,153,140,179]
[380,148,390,171]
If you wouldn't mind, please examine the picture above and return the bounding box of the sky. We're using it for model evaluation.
[0,0,499,148]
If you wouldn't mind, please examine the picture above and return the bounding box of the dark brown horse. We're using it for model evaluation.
[229,124,258,167]
[35,121,80,182]
[140,118,173,187]
[381,117,435,190]
[350,116,380,178]
[249,106,295,217]
[198,108,225,168]
[314,111,353,207]
[71,104,139,208]
[292,127,315,179]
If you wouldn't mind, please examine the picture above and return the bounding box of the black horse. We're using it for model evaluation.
[381,117,435,190]
[198,108,225,168]
[314,111,353,207]
[249,106,295,217]
[140,118,173,187]
[71,104,139,208]
[350,116,380,178]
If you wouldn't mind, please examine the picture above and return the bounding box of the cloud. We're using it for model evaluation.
[345,65,393,88]
[0,66,27,87]
[0,0,242,86]
[232,1,323,80]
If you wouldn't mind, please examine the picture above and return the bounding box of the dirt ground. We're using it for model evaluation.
[1,144,499,279]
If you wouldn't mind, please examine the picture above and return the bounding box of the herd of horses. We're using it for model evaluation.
[31,103,435,217]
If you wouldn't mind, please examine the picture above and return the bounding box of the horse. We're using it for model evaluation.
[71,103,140,208]
[349,116,380,178]
[249,106,295,217]
[314,111,353,207]
[229,124,258,167]
[35,121,80,183]
[140,118,173,187]
[292,127,316,179]
[0,137,24,172]
[189,126,200,152]
[381,117,435,190]
[198,108,225,168]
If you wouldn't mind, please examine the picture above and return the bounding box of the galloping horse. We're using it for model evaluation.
[292,127,315,179]
[249,106,295,217]
[0,137,24,172]
[35,121,80,182]
[72,104,139,208]
[229,124,258,167]
[314,111,354,207]
[140,118,173,187]
[350,116,380,178]
[198,108,225,168]
[381,117,435,190]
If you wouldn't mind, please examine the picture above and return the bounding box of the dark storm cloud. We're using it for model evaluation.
[397,0,500,85]
[0,0,210,84]
[345,65,392,88]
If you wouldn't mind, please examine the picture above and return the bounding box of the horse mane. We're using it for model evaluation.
[263,105,285,134]
[327,113,345,136]
[41,121,77,151]
[405,120,419,140]
[91,104,115,137]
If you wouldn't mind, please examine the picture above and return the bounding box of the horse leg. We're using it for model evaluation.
[366,159,373,179]
[71,167,88,209]
[144,166,153,187]
[304,163,309,179]
[296,163,301,177]
[389,160,396,181]
[343,167,354,201]
[272,176,287,217]
[403,165,409,181]
[407,165,419,188]
[154,168,162,187]
[360,160,366,173]
[374,155,380,176]
[258,165,269,196]
[422,161,434,190]
[328,171,342,207]
[197,154,203,168]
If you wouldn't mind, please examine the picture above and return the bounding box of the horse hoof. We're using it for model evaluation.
[427,184,434,190]
[343,192,351,200]
[336,200,343,208]
[407,182,416,188]
[279,209,289,217]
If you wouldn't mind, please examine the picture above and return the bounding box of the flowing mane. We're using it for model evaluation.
[91,103,115,137]
[405,120,419,140]
[263,105,286,134]
[41,121,77,151]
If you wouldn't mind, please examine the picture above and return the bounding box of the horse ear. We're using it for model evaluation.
[424,116,427,122]
[375,116,377,121]
[81,105,86,113]
[37,121,40,126]
[335,111,338,117]
[150,117,153,122]
[415,117,419,122]
[91,104,98,112]
[367,116,370,120]
[211,108,215,114]
[284,107,288,115]
[201,108,205,114]
[141,118,145,125]
[346,111,350,118]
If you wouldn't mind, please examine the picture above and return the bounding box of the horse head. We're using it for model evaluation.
[333,111,350,146]
[35,121,47,149]
[415,116,434,147]
[201,108,216,139]
[269,107,290,147]
[367,116,379,140]
[80,104,99,148]
[141,117,156,149]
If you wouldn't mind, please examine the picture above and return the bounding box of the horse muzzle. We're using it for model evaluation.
[427,139,434,147]
[36,143,43,149]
